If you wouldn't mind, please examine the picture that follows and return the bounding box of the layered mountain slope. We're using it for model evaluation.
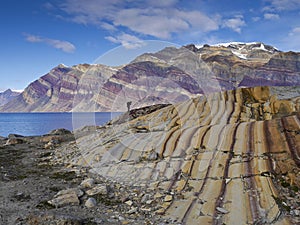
[0,89,20,106]
[56,86,300,224]
[89,61,203,111]
[135,42,300,89]
[1,42,300,112]
[0,64,116,112]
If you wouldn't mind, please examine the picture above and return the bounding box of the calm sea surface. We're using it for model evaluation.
[0,112,122,137]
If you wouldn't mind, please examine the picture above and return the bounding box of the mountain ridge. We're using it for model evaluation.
[0,89,20,106]
[1,42,300,112]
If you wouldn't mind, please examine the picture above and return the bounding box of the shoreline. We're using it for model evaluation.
[0,129,168,225]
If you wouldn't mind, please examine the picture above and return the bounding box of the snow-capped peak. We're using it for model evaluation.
[58,63,68,68]
[211,42,259,48]
[11,89,23,93]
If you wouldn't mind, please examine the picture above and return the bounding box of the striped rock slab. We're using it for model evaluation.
[69,86,300,224]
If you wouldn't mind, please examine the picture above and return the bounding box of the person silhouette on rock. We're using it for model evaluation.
[127,101,132,112]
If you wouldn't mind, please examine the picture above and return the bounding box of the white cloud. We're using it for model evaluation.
[25,34,42,42]
[122,8,218,38]
[252,17,261,22]
[264,0,300,11]
[105,33,145,49]
[113,8,190,39]
[101,22,117,31]
[279,27,300,52]
[175,10,219,33]
[43,2,55,10]
[59,0,124,25]
[57,0,219,40]
[47,39,76,53]
[24,34,76,53]
[146,0,178,7]
[289,27,300,36]
[222,15,246,33]
[264,13,280,20]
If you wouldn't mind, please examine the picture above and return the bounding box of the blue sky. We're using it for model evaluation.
[1,0,300,91]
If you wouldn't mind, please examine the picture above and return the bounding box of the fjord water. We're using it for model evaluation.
[0,112,121,137]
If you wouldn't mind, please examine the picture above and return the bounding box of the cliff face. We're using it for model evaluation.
[57,86,300,224]
[1,42,300,112]
[0,89,20,106]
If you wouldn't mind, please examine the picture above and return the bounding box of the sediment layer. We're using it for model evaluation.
[54,86,300,224]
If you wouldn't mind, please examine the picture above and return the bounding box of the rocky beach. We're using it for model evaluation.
[0,129,171,225]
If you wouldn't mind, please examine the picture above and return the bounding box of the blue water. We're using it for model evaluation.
[0,112,122,137]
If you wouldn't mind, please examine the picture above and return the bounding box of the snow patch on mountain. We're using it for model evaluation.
[231,50,248,59]
[252,43,273,52]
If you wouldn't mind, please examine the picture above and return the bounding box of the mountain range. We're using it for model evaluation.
[1,42,300,112]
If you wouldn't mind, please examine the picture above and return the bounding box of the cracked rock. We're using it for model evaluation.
[86,184,108,196]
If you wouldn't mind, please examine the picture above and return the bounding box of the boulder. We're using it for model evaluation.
[49,128,72,135]
[80,178,95,188]
[85,197,97,208]
[8,134,24,139]
[47,188,83,208]
[26,213,82,225]
[5,138,24,145]
[86,184,108,196]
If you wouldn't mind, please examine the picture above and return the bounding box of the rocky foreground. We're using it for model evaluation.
[1,86,300,225]
[1,130,170,224]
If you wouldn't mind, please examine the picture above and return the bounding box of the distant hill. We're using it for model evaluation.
[0,89,20,106]
[1,42,300,112]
